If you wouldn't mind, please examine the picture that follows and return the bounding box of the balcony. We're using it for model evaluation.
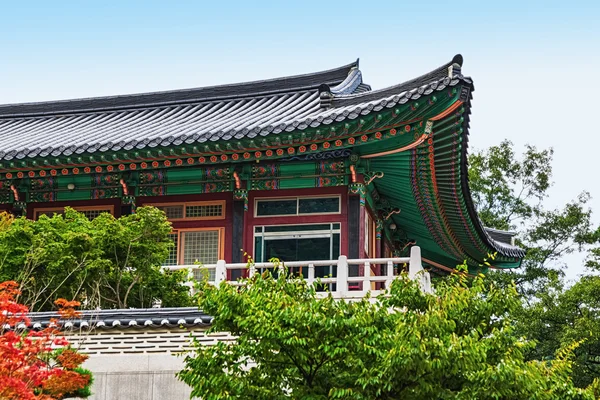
[165,246,431,298]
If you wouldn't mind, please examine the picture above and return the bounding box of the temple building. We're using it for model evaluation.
[0,55,524,274]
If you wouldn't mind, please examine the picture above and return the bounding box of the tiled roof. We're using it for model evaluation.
[25,307,211,330]
[485,227,517,244]
[483,227,522,258]
[0,58,467,162]
[0,61,359,117]
[0,61,363,161]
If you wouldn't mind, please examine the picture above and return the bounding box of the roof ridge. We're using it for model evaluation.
[330,54,464,108]
[0,60,359,118]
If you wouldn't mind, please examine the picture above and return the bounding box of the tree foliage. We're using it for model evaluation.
[469,140,600,387]
[0,281,92,399]
[0,206,191,310]
[178,268,595,399]
[469,140,596,294]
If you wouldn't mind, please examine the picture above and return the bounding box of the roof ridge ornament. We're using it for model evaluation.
[448,54,463,78]
[319,84,334,109]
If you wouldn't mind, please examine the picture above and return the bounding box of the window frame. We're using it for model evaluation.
[168,227,225,266]
[146,200,226,221]
[253,222,342,263]
[254,195,342,218]
[33,205,115,220]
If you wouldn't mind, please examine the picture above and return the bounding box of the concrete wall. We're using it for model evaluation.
[61,326,237,399]
[84,354,194,400]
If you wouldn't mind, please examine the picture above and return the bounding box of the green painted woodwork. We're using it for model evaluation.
[279,178,314,190]
[364,107,521,271]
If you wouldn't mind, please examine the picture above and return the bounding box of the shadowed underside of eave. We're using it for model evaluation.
[361,94,523,270]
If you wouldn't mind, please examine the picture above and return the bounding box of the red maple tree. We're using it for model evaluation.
[0,281,92,399]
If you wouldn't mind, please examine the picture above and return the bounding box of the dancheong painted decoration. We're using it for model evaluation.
[0,55,524,273]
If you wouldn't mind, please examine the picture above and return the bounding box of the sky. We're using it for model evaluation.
[1,0,599,278]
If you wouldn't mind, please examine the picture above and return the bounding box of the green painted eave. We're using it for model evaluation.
[361,103,522,271]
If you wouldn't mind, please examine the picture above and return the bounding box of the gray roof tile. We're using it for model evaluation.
[26,307,211,330]
[0,57,465,162]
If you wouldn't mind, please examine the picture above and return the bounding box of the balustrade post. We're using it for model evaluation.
[337,256,348,298]
[385,260,394,289]
[185,267,195,294]
[363,261,371,291]
[215,260,227,286]
[423,270,432,293]
[307,263,315,286]
[409,246,423,280]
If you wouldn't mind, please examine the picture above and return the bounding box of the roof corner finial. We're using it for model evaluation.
[448,54,464,78]
[319,84,333,109]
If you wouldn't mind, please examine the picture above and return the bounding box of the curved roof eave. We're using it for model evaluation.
[458,86,526,261]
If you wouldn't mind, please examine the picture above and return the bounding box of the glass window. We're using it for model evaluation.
[298,197,339,214]
[254,223,341,288]
[264,224,332,233]
[255,196,340,217]
[264,237,332,264]
[332,233,340,258]
[254,237,263,263]
[254,224,341,262]
[256,199,297,216]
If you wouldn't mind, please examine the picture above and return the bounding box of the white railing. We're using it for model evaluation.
[164,246,431,299]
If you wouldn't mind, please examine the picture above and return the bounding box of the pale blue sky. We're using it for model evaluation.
[1,0,599,277]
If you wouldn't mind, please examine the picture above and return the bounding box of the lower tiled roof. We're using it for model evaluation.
[25,307,211,330]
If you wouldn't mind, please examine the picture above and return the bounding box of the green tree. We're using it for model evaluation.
[469,140,600,387]
[0,206,191,310]
[178,268,595,399]
[517,259,600,388]
[469,140,596,294]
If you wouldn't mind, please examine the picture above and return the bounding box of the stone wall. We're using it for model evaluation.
[84,354,192,400]
[65,327,236,400]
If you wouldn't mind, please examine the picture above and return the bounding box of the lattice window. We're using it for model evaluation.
[182,231,220,265]
[150,202,225,220]
[186,204,223,218]
[181,230,220,281]
[156,205,184,219]
[165,233,179,266]
[81,209,112,220]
